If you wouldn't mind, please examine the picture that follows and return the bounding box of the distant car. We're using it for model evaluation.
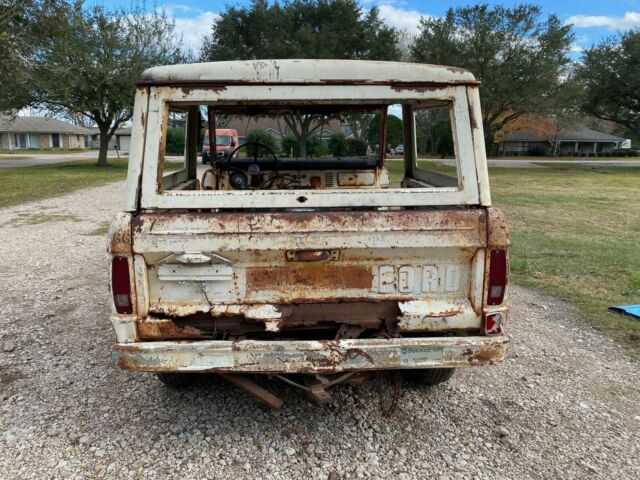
[202,128,239,164]
[395,144,404,155]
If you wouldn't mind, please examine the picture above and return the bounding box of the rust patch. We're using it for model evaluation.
[472,348,503,365]
[440,307,465,317]
[391,83,442,92]
[247,265,372,292]
[486,207,510,247]
[180,85,226,96]
[468,98,478,130]
[138,318,206,340]
[445,66,469,75]
[108,213,132,254]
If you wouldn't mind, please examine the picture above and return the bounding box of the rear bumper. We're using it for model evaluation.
[112,335,508,374]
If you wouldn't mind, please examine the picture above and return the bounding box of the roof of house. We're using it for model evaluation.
[139,60,476,85]
[226,116,342,137]
[503,127,625,143]
[0,116,91,135]
[87,126,132,135]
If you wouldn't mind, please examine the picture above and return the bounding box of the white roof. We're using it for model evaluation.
[139,59,476,85]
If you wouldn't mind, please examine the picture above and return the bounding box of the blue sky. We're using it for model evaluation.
[93,1,640,53]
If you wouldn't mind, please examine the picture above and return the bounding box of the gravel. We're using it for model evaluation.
[1,182,639,479]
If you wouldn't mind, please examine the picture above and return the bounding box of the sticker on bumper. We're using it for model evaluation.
[400,346,444,366]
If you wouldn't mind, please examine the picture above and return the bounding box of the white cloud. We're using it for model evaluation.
[377,4,428,34]
[569,44,584,54]
[164,3,201,14]
[172,11,218,52]
[565,12,640,29]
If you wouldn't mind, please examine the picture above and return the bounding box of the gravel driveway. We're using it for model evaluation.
[1,182,638,479]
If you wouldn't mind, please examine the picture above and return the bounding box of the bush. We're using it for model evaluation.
[165,127,185,155]
[281,133,327,157]
[344,137,368,156]
[281,133,299,156]
[245,130,278,157]
[307,135,326,156]
[328,133,347,156]
[610,148,639,157]
[432,120,454,157]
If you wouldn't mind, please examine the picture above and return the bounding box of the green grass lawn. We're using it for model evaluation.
[0,158,186,209]
[388,161,640,351]
[0,158,131,208]
[492,163,640,351]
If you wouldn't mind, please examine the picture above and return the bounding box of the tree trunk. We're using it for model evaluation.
[299,135,308,157]
[97,125,111,167]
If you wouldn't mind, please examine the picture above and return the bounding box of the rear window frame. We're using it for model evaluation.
[134,84,484,210]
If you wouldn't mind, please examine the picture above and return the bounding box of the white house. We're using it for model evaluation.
[0,116,91,150]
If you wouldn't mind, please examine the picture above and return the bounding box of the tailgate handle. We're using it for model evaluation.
[159,252,232,265]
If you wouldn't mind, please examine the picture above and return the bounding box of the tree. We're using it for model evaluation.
[8,1,181,166]
[281,113,331,157]
[410,4,574,150]
[201,0,401,155]
[201,0,400,62]
[342,114,374,143]
[367,114,403,148]
[577,30,640,136]
[0,1,36,113]
[415,107,450,155]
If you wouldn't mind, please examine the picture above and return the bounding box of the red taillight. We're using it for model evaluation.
[484,312,503,335]
[111,256,133,314]
[487,249,508,306]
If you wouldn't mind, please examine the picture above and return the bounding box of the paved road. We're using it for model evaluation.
[3,151,640,170]
[428,158,640,168]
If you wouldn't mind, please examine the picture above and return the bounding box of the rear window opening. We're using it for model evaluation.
[158,102,460,196]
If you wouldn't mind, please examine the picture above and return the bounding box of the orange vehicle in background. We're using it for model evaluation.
[202,128,239,164]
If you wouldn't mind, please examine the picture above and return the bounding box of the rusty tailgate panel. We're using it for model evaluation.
[131,208,488,322]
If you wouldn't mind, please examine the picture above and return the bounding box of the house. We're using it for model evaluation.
[499,127,627,156]
[86,127,132,152]
[225,117,346,145]
[0,116,91,150]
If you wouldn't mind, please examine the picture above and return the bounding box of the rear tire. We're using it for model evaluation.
[156,372,201,388]
[401,368,455,386]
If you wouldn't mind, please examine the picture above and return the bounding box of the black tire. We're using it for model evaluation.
[401,368,455,386]
[156,372,201,388]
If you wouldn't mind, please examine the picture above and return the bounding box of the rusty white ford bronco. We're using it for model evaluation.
[108,60,509,407]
